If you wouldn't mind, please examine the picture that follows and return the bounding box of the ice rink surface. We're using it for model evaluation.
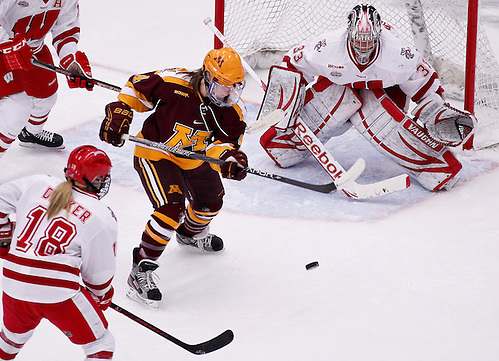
[1,1,499,360]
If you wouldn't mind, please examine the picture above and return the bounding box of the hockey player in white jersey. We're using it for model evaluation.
[259,3,476,191]
[0,0,93,155]
[0,145,116,361]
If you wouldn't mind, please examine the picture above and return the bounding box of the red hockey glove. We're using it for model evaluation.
[0,220,15,259]
[220,149,248,181]
[88,286,114,311]
[60,51,94,90]
[100,101,133,147]
[0,36,33,71]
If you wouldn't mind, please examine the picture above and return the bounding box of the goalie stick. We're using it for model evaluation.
[245,109,285,134]
[204,17,410,199]
[125,135,365,193]
[109,303,233,355]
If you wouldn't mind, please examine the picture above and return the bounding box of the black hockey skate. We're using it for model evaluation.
[18,127,64,149]
[127,248,162,308]
[176,229,224,252]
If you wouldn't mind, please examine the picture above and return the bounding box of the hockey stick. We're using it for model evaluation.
[203,17,410,198]
[109,303,233,355]
[31,58,122,92]
[33,55,342,193]
[125,134,362,193]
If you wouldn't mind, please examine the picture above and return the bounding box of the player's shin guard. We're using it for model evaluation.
[138,206,182,261]
[351,89,462,191]
[0,132,16,158]
[19,94,64,149]
[0,92,31,157]
[83,329,114,360]
[176,203,224,252]
[0,327,34,360]
[179,203,221,236]
[24,94,57,134]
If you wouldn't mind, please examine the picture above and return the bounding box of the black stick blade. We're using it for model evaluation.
[188,329,234,355]
[110,303,234,355]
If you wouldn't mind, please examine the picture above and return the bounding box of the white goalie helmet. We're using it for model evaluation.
[347,4,382,65]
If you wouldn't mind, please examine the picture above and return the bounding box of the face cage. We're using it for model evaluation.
[97,174,111,199]
[84,174,111,199]
[206,78,246,107]
[350,35,378,65]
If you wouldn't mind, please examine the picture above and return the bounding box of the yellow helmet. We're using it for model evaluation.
[203,47,245,86]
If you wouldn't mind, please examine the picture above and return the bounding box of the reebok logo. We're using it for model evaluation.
[293,121,343,179]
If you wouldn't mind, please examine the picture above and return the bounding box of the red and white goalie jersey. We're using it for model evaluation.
[284,25,443,104]
[0,0,80,60]
[0,174,117,303]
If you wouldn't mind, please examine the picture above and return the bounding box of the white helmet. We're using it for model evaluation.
[347,4,382,65]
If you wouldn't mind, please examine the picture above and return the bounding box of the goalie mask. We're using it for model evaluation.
[65,145,112,199]
[347,4,382,65]
[203,47,246,107]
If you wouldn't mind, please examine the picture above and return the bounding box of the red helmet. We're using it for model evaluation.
[65,145,112,198]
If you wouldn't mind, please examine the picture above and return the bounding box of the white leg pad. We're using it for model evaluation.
[260,74,361,168]
[350,89,462,191]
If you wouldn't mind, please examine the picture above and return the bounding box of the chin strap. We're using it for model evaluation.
[83,177,100,195]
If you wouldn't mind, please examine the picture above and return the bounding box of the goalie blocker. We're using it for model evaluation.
[259,66,469,191]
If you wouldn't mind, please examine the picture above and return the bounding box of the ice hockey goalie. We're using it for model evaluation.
[258,4,476,191]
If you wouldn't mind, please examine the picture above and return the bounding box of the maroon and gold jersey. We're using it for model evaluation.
[118,68,246,170]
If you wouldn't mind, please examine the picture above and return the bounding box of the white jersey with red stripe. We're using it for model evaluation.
[0,174,117,304]
[0,0,80,60]
[283,25,442,103]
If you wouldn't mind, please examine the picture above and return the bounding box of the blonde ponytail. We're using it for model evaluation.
[47,180,74,219]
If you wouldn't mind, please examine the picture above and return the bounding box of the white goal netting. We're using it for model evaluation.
[219,0,499,148]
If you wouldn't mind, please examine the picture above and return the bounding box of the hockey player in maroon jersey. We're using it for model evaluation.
[0,0,93,155]
[0,145,116,360]
[99,47,248,307]
[259,3,476,191]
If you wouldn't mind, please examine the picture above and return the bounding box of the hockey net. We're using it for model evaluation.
[215,0,499,149]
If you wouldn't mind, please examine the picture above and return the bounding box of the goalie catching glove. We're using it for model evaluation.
[412,93,476,147]
[60,51,94,90]
[220,149,248,181]
[100,101,133,147]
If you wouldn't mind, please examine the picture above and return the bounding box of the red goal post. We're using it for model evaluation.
[214,0,499,149]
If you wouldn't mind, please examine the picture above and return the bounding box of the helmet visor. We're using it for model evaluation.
[207,79,246,107]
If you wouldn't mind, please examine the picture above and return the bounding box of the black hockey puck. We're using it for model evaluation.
[305,261,319,270]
